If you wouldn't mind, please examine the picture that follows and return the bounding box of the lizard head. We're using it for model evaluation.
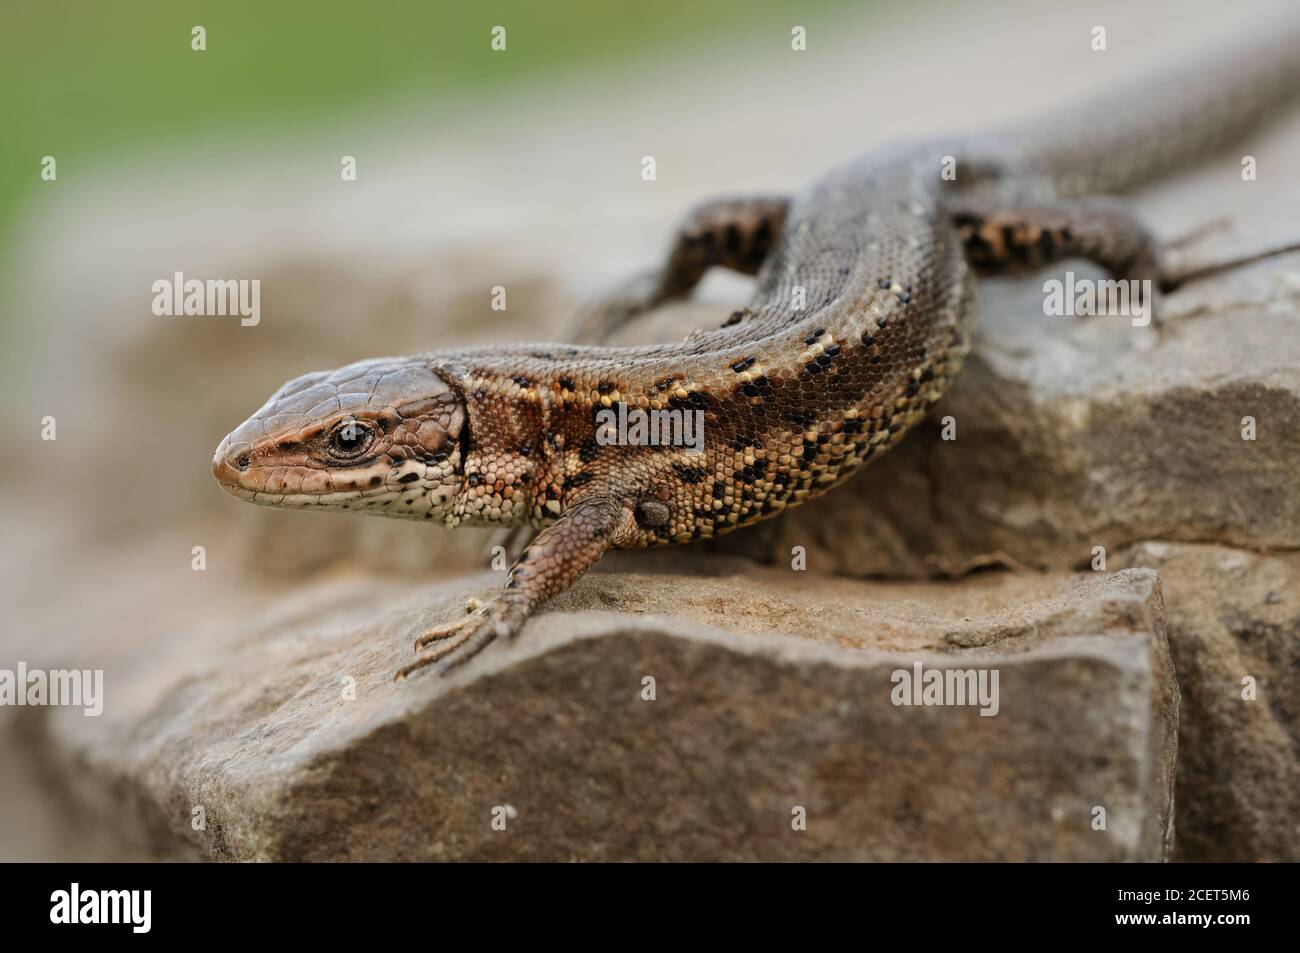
[212,357,469,523]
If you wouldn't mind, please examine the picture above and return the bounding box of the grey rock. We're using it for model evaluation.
[15,562,1176,861]
[1118,542,1300,862]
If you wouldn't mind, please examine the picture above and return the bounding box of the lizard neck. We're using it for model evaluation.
[441,374,549,529]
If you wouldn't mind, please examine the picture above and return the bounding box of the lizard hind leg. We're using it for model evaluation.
[955,198,1300,314]
[955,197,1161,281]
[954,196,1166,321]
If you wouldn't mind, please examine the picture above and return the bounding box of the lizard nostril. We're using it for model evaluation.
[235,453,252,471]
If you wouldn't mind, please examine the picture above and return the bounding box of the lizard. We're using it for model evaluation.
[213,26,1300,680]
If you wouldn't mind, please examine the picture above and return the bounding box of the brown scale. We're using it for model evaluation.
[212,26,1300,677]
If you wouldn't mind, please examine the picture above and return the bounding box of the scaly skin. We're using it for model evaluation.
[214,25,1300,677]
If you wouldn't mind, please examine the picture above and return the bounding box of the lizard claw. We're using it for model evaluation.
[412,611,477,652]
[395,600,516,681]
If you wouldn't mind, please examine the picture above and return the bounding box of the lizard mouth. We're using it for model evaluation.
[212,433,361,506]
[212,431,459,519]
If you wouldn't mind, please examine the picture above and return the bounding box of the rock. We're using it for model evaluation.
[14,560,1176,861]
[1117,542,1300,862]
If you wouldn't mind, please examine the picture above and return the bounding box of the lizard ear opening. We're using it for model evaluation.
[457,404,473,464]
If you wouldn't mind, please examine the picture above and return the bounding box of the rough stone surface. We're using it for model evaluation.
[11,561,1175,861]
[1117,542,1300,862]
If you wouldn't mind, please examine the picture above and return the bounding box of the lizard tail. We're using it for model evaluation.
[1007,19,1300,197]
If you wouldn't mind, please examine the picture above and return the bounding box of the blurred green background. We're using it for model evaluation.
[0,0,865,347]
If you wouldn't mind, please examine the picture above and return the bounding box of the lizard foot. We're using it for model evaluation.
[395,599,518,681]
[410,596,484,652]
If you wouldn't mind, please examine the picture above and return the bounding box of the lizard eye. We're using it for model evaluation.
[328,419,374,458]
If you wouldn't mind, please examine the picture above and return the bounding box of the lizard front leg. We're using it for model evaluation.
[396,498,628,680]
[565,194,789,343]
[490,195,790,564]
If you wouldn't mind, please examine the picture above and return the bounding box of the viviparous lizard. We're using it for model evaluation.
[213,27,1300,678]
